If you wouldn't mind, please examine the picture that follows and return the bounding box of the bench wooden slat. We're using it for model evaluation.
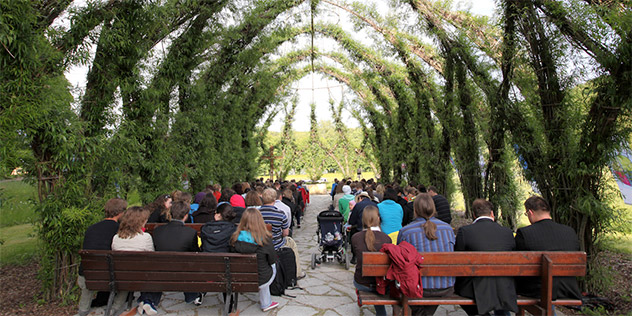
[363,251,586,265]
[358,292,584,307]
[83,271,259,282]
[363,264,586,277]
[85,281,260,292]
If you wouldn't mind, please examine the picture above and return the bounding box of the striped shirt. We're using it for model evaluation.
[397,217,455,289]
[260,205,289,250]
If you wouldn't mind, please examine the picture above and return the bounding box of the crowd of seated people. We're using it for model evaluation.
[80,176,581,316]
[78,178,309,315]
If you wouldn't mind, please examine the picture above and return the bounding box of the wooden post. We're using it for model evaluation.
[261,146,283,181]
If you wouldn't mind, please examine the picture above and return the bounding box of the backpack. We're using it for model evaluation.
[270,247,297,296]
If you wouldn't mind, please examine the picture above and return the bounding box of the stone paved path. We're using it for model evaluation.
[81,195,538,316]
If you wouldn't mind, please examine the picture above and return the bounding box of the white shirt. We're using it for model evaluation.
[473,216,494,224]
[275,200,292,223]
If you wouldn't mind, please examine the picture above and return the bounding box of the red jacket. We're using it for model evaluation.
[378,241,423,298]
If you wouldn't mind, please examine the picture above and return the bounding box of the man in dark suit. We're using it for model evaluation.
[428,186,452,224]
[153,201,203,305]
[515,196,582,301]
[455,199,518,315]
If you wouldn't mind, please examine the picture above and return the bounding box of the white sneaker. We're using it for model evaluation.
[137,302,145,315]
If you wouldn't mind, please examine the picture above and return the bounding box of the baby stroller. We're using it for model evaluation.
[311,205,350,270]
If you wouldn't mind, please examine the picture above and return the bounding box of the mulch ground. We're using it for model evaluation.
[0,261,74,316]
[1,251,631,316]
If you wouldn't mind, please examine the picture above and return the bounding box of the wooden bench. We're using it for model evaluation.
[79,250,259,316]
[359,251,586,316]
[144,223,272,237]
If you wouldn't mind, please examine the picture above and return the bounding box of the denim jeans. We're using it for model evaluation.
[259,264,277,309]
[353,280,387,316]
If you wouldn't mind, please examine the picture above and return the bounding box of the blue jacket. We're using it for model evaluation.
[377,199,403,234]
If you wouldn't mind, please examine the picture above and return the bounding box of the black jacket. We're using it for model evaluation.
[432,194,452,224]
[152,220,199,252]
[282,197,298,215]
[231,239,277,285]
[515,219,582,300]
[200,220,236,253]
[348,198,377,227]
[191,207,213,224]
[454,218,518,314]
[402,201,415,227]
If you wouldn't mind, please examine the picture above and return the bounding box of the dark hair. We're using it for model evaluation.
[104,198,127,218]
[417,184,427,193]
[413,193,437,240]
[472,199,493,218]
[219,188,236,202]
[216,202,236,222]
[383,187,398,201]
[427,186,439,194]
[232,182,244,195]
[199,193,218,213]
[171,201,190,220]
[524,196,550,213]
[147,193,172,221]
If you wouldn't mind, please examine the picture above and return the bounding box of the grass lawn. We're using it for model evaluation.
[0,223,40,266]
[0,180,37,228]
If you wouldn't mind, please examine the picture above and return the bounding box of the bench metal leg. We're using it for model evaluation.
[104,291,115,316]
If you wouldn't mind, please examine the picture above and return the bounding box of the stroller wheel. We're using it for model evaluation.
[344,251,350,270]
[311,253,317,270]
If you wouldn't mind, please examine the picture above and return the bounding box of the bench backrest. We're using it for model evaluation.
[80,250,259,293]
[362,251,586,277]
[144,223,272,237]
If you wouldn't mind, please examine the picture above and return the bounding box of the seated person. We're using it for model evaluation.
[455,199,517,315]
[378,187,403,234]
[398,193,455,316]
[77,198,127,316]
[230,208,279,312]
[112,207,159,315]
[152,201,203,306]
[351,206,391,316]
[515,196,582,301]
[201,202,237,253]
[191,193,217,224]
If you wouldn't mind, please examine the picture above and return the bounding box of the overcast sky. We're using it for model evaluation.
[63,0,497,132]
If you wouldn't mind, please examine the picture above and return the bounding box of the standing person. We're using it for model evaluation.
[330,178,339,201]
[454,199,517,316]
[290,184,304,228]
[351,206,391,316]
[147,194,173,223]
[333,180,346,211]
[427,186,452,224]
[230,208,279,312]
[377,187,403,235]
[515,196,582,301]
[201,202,237,253]
[111,207,159,315]
[152,201,203,306]
[77,198,127,316]
[398,193,456,316]
[281,189,298,229]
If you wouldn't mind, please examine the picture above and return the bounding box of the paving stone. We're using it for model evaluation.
[276,305,318,316]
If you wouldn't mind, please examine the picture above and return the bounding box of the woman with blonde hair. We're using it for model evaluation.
[230,208,279,312]
[111,207,161,315]
[398,193,455,316]
[351,206,391,316]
